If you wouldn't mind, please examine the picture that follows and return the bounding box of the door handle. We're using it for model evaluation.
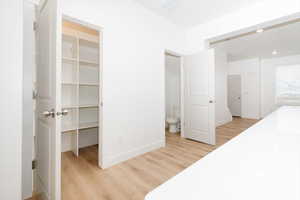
[57,109,69,116]
[209,100,214,103]
[43,109,55,118]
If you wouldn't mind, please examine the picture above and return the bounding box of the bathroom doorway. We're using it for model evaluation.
[165,52,183,136]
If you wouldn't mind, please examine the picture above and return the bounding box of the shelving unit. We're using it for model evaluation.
[61,19,100,157]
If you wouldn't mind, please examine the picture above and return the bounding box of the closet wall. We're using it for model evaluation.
[61,20,101,155]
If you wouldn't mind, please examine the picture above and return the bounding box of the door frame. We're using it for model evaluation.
[34,13,105,200]
[164,50,185,138]
[62,14,104,167]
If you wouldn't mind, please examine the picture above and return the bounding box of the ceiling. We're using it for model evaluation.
[135,0,262,28]
[214,21,300,61]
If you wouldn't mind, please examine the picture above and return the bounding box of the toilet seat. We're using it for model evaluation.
[166,118,178,124]
[166,117,179,133]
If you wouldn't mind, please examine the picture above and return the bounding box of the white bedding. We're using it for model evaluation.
[145,106,300,200]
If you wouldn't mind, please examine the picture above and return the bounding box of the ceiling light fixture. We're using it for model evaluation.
[272,50,278,55]
[256,29,264,33]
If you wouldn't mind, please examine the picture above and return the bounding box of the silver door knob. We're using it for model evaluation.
[43,109,55,118]
[57,109,68,116]
[209,100,214,103]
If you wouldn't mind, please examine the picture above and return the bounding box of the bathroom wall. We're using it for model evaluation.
[165,54,181,119]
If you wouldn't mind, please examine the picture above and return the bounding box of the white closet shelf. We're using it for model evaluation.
[62,57,77,62]
[62,123,77,132]
[62,122,99,132]
[79,104,99,108]
[79,122,99,130]
[61,104,99,109]
[79,38,99,45]
[62,33,77,40]
[62,105,78,109]
[62,82,78,85]
[79,60,99,67]
[79,83,99,86]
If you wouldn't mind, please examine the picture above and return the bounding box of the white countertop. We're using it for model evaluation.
[145,106,300,200]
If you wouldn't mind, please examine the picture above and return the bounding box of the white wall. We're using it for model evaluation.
[186,0,300,53]
[261,54,300,117]
[0,0,23,199]
[215,49,232,126]
[228,58,261,119]
[165,55,181,119]
[61,0,186,168]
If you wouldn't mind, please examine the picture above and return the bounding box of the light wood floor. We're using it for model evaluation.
[32,117,258,200]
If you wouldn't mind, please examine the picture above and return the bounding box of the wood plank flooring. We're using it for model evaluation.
[34,117,258,200]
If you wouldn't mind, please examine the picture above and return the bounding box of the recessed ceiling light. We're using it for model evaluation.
[272,50,278,55]
[256,29,264,33]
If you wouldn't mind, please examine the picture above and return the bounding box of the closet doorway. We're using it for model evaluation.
[60,16,103,195]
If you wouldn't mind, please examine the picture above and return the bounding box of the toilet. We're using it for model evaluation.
[166,117,179,133]
[166,106,180,133]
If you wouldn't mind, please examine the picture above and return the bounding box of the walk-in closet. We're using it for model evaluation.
[61,18,102,160]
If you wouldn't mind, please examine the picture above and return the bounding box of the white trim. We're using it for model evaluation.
[216,118,231,127]
[102,140,165,169]
[179,56,185,138]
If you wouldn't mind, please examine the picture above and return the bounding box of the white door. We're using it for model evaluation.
[36,0,61,199]
[228,75,241,116]
[184,50,215,145]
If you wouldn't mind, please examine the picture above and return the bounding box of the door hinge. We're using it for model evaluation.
[33,21,38,31]
[33,90,38,99]
[32,160,37,170]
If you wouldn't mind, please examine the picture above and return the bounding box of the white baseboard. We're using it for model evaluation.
[101,140,165,169]
[216,117,232,127]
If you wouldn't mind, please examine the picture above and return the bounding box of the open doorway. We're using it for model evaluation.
[166,49,216,145]
[33,8,104,198]
[165,52,182,135]
[60,15,103,197]
[211,17,300,121]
